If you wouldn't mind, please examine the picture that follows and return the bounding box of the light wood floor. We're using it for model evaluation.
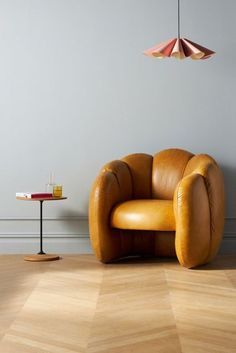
[0,255,236,353]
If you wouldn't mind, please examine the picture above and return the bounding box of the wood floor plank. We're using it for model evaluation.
[0,255,235,353]
[0,255,47,342]
[166,265,236,353]
[87,261,182,353]
[0,255,103,353]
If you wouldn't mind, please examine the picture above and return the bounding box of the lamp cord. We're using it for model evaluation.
[178,0,180,38]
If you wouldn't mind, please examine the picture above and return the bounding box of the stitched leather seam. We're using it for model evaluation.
[120,163,134,199]
[175,184,185,266]
[181,153,194,179]
[202,171,213,263]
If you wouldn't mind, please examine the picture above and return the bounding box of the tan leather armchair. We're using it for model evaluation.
[89,148,224,268]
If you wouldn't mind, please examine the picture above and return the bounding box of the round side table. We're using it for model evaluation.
[16,196,67,262]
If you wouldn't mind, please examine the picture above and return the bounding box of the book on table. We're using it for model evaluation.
[16,192,53,199]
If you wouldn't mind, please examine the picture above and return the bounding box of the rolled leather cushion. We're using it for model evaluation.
[111,199,175,231]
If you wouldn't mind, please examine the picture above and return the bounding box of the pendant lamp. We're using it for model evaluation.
[144,0,215,60]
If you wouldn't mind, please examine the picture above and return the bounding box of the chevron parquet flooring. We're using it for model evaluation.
[0,255,235,353]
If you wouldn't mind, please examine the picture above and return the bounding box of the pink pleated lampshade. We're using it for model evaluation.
[144,37,215,60]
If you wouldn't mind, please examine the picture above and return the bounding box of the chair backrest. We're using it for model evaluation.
[152,149,193,199]
[122,148,194,200]
[122,153,153,199]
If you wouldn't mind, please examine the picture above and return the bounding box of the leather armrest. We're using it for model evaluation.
[174,173,211,268]
[184,156,225,263]
[89,160,132,262]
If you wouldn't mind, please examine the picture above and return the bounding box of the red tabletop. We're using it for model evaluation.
[16,197,67,201]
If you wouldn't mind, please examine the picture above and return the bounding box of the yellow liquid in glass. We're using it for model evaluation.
[53,185,62,198]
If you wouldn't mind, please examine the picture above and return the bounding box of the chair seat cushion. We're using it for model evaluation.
[111,199,175,231]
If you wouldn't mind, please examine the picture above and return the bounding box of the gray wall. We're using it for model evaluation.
[0,0,235,253]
